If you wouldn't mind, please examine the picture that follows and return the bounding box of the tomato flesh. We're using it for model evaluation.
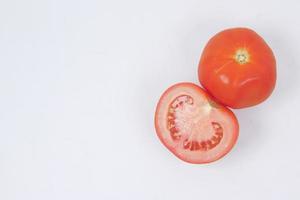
[155,83,239,164]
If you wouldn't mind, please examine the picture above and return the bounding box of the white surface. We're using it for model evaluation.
[0,0,299,199]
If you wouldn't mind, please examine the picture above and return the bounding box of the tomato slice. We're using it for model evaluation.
[155,83,239,164]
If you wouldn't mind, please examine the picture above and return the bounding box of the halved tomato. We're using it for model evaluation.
[155,83,239,164]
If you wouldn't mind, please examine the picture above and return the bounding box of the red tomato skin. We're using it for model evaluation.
[154,83,239,164]
[198,28,276,109]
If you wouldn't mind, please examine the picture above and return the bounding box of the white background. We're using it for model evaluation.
[0,0,299,199]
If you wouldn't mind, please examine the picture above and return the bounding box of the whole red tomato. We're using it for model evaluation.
[198,28,276,109]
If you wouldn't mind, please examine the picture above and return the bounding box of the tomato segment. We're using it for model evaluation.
[155,83,239,164]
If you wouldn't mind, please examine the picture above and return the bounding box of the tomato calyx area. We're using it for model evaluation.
[167,94,224,152]
[234,48,250,65]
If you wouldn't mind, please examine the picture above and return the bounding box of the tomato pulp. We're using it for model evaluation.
[198,28,276,108]
[155,83,239,164]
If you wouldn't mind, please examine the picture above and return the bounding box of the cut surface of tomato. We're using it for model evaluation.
[155,83,239,164]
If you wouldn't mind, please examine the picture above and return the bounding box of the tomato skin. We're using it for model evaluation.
[154,83,239,164]
[198,28,276,109]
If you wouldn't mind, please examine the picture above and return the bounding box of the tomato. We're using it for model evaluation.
[154,83,239,164]
[198,28,276,109]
